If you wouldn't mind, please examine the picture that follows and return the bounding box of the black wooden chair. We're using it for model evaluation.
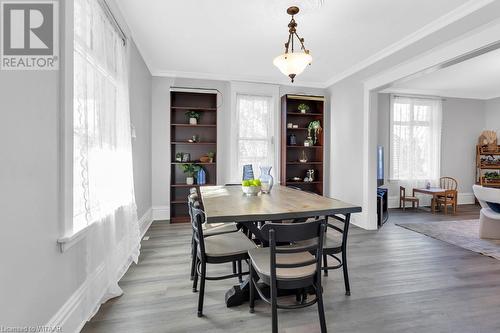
[190,201,256,317]
[248,219,328,333]
[283,187,352,296]
[188,190,239,281]
[321,214,352,296]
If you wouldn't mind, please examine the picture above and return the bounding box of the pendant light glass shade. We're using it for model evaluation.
[273,51,312,79]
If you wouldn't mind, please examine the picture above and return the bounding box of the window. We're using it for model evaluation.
[73,0,134,233]
[235,94,275,180]
[390,95,442,183]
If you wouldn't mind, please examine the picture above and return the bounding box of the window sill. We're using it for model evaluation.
[57,223,95,253]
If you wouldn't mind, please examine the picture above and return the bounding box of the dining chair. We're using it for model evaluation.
[248,219,328,333]
[436,189,457,214]
[437,177,458,213]
[190,201,256,317]
[188,190,239,281]
[399,186,419,210]
[439,177,458,190]
[321,214,352,295]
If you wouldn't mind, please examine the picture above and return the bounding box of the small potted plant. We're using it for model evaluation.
[298,103,310,114]
[207,151,215,163]
[185,110,201,125]
[180,163,201,185]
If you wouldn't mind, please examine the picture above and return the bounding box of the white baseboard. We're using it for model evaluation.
[458,192,475,205]
[139,207,153,238]
[46,208,153,332]
[152,205,170,221]
[46,263,106,333]
[387,192,475,209]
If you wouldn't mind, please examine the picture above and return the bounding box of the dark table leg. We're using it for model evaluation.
[225,276,251,307]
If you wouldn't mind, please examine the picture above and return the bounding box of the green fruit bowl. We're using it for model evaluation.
[241,185,261,196]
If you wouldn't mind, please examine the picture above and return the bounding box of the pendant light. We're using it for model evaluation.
[273,6,312,83]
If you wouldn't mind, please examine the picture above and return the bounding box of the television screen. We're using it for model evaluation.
[377,146,384,187]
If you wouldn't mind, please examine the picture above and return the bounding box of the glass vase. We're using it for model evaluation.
[259,166,274,194]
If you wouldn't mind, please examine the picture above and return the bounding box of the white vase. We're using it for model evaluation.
[186,177,194,185]
[189,118,197,125]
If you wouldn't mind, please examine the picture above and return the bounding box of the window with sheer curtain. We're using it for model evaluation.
[235,94,275,180]
[73,0,137,233]
[390,95,442,184]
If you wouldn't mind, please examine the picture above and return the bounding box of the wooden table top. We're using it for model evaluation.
[413,187,446,195]
[200,185,362,223]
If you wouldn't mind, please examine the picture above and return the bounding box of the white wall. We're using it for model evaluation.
[485,97,500,134]
[151,77,327,220]
[0,10,153,332]
[377,94,484,206]
[130,41,153,218]
[328,78,365,225]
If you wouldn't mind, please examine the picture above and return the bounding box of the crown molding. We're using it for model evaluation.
[381,87,500,100]
[151,69,326,89]
[120,0,494,90]
[324,0,495,88]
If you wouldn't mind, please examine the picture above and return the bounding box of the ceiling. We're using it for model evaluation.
[117,0,474,87]
[382,47,500,100]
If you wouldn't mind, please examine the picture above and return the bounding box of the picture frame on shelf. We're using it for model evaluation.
[182,153,191,162]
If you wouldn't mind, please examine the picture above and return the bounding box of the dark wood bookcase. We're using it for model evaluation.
[280,94,325,195]
[170,90,217,223]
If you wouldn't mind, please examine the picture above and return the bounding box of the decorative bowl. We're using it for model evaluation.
[242,185,261,196]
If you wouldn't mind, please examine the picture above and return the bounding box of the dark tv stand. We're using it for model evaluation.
[377,188,389,227]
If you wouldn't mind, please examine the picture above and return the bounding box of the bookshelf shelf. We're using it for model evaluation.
[170,90,217,223]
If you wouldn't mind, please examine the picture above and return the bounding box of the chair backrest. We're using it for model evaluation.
[473,184,500,209]
[440,177,458,190]
[187,191,199,222]
[261,220,326,285]
[190,201,207,257]
[400,186,406,198]
[326,214,351,250]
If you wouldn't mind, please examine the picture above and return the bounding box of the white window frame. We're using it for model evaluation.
[229,82,280,184]
[389,94,442,182]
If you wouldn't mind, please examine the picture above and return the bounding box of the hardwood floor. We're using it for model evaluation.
[82,204,500,333]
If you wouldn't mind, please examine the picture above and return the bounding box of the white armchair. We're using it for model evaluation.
[472,185,500,239]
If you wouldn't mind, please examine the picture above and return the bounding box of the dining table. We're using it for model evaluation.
[412,187,447,213]
[200,184,362,307]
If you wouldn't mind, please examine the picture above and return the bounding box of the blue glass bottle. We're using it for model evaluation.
[197,168,206,185]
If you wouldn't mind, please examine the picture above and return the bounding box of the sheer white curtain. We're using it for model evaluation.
[73,0,140,312]
[234,94,275,181]
[390,95,442,190]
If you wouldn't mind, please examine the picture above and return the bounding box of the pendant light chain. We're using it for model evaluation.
[273,6,313,82]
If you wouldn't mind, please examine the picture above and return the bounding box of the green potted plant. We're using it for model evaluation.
[207,151,215,163]
[180,163,201,185]
[307,120,322,144]
[185,110,201,125]
[298,103,310,114]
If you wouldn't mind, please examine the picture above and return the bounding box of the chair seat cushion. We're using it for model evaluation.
[203,231,255,257]
[248,247,316,281]
[482,207,500,219]
[203,222,238,236]
[295,232,342,250]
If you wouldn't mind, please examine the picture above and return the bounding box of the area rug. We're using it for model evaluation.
[396,219,500,260]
